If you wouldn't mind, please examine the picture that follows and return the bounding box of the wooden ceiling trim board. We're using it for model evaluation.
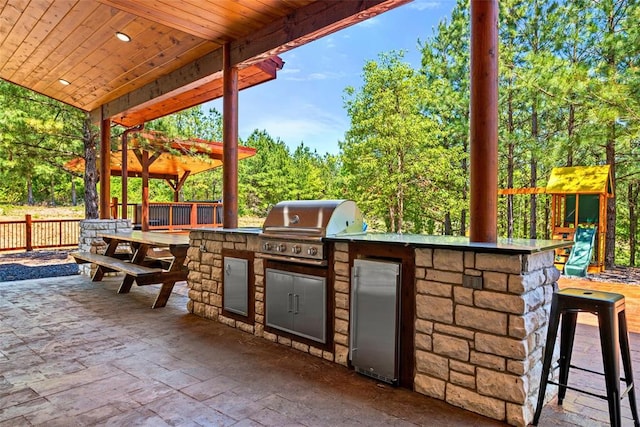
[236,0,300,21]
[7,1,100,83]
[1,1,75,77]
[16,3,110,88]
[99,0,227,42]
[29,8,136,94]
[229,0,410,67]
[66,26,207,108]
[197,0,277,29]
[63,17,193,101]
[154,0,247,39]
[86,41,215,111]
[0,0,49,72]
[95,47,224,120]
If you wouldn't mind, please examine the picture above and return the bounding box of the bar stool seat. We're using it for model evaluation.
[533,288,640,426]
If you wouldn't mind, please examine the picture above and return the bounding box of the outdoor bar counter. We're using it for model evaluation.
[186,228,570,427]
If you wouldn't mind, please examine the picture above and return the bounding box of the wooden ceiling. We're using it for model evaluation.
[0,0,409,126]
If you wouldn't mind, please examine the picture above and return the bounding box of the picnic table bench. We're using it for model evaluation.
[71,231,190,308]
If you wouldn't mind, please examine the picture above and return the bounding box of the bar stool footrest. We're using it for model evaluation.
[548,380,608,400]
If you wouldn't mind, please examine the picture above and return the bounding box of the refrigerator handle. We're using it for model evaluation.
[294,294,299,314]
[287,293,293,313]
[349,267,358,360]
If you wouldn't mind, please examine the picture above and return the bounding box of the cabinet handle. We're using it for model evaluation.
[294,294,299,314]
[287,292,293,313]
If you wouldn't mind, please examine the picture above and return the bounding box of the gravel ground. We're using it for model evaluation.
[0,250,79,282]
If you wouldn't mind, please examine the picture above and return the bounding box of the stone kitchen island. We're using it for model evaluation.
[186,227,570,427]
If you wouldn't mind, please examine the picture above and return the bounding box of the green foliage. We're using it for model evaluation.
[0,80,85,205]
[341,51,463,233]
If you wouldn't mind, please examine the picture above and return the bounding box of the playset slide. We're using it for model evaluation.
[563,226,596,277]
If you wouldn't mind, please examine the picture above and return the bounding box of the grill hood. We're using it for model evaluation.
[262,200,363,238]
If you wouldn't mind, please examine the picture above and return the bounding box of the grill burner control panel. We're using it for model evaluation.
[260,238,324,262]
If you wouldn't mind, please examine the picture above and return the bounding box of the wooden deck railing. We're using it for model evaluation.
[0,215,81,252]
[110,200,223,230]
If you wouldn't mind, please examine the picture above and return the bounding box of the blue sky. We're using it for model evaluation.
[207,0,457,155]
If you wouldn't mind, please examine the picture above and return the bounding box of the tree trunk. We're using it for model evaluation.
[50,175,55,206]
[71,178,77,206]
[544,196,550,239]
[507,89,515,238]
[444,212,452,235]
[605,124,616,268]
[567,104,575,166]
[460,131,468,236]
[27,177,34,205]
[629,183,638,266]
[83,114,99,219]
[530,104,538,239]
[604,7,617,269]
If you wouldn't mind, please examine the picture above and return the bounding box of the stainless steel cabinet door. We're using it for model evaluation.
[293,274,326,343]
[223,257,249,316]
[265,268,294,333]
[350,259,400,384]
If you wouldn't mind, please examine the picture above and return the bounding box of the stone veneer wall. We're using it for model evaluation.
[410,247,559,427]
[77,219,132,275]
[186,230,340,363]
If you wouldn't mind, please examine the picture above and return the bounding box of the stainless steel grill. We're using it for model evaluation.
[259,200,363,266]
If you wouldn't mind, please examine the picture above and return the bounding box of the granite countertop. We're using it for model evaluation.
[195,227,262,234]
[326,233,573,255]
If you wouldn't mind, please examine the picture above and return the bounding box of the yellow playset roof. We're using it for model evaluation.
[546,165,613,195]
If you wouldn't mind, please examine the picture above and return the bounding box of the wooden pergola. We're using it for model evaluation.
[0,0,499,242]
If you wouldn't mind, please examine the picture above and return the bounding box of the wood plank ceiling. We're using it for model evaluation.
[0,0,409,126]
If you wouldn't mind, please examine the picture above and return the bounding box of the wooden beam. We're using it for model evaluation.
[223,43,239,229]
[469,0,499,243]
[99,116,111,219]
[90,1,407,123]
[229,0,410,67]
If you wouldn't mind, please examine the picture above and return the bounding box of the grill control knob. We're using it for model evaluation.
[307,247,318,256]
[291,245,302,254]
[262,242,272,251]
[276,243,287,252]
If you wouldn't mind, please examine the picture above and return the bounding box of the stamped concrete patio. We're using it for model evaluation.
[0,273,638,426]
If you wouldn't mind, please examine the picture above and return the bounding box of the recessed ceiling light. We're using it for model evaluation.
[116,32,131,42]
[59,79,70,86]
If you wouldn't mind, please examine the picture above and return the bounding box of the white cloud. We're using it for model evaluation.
[280,68,301,74]
[409,0,441,11]
[284,71,346,82]
[357,16,380,28]
[241,106,348,154]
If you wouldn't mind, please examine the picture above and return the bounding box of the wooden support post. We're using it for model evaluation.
[223,42,239,229]
[141,150,150,231]
[111,197,118,219]
[122,134,128,219]
[25,214,32,252]
[469,0,499,243]
[190,203,198,227]
[99,117,111,219]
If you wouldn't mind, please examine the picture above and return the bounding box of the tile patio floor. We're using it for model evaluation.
[0,273,639,426]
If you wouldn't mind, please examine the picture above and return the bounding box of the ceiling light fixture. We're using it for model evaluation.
[116,32,131,42]
[59,79,70,86]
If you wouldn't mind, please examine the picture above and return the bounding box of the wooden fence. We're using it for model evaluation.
[0,215,80,252]
[110,200,223,230]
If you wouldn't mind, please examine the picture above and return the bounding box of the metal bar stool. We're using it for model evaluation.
[533,288,640,426]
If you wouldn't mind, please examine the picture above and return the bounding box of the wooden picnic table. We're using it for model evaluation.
[72,231,190,308]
